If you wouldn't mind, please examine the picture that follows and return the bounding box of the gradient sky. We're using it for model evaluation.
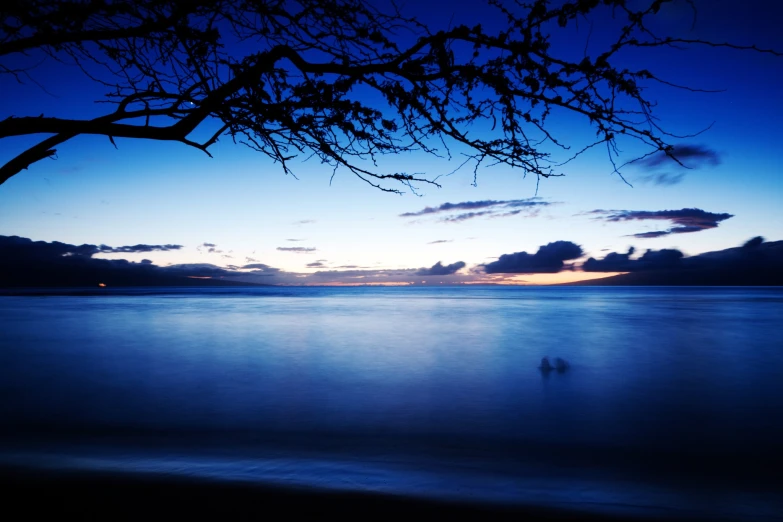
[1,0,781,285]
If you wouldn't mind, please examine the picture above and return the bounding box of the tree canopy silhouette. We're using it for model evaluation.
[1,0,778,192]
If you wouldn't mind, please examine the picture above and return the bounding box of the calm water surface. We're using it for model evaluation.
[1,286,782,519]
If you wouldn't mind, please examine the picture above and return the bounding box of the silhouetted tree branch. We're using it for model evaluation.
[1,0,779,192]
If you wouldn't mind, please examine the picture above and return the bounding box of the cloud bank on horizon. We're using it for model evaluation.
[2,235,782,287]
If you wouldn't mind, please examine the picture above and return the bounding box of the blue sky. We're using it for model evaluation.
[1,0,781,285]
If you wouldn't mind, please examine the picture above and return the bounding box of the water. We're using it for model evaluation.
[1,286,782,519]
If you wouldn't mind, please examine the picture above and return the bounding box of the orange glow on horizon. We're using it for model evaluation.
[298,281,414,287]
[524,271,626,285]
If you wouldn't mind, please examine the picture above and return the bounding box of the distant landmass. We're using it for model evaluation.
[0,235,267,288]
[566,239,783,286]
[2,234,781,288]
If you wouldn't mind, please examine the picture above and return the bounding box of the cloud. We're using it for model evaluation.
[637,144,721,170]
[630,231,671,239]
[165,263,239,277]
[401,198,553,222]
[634,144,721,185]
[286,238,305,242]
[307,261,327,268]
[589,208,734,238]
[196,242,223,254]
[416,261,466,276]
[241,263,279,273]
[441,211,494,223]
[277,247,316,253]
[293,220,315,225]
[639,172,686,186]
[483,241,584,273]
[98,244,183,253]
[427,239,452,244]
[583,247,684,272]
[491,210,530,219]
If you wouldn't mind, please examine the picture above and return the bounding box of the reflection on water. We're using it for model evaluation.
[1,286,782,519]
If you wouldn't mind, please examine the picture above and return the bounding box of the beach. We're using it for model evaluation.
[0,466,683,521]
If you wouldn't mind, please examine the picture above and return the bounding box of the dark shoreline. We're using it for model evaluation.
[0,466,685,521]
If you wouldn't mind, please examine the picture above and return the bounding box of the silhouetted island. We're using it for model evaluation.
[567,239,783,286]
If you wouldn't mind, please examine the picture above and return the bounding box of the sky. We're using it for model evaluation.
[1,0,781,286]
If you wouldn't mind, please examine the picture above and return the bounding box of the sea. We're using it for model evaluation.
[1,286,781,520]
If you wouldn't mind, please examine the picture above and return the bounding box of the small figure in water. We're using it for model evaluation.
[540,356,569,373]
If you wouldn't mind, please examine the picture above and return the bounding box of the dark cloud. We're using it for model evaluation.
[491,210,530,219]
[277,247,316,253]
[638,144,721,170]
[631,231,671,239]
[634,145,721,186]
[484,241,584,274]
[583,247,684,272]
[196,242,225,254]
[336,265,359,269]
[441,211,493,223]
[427,239,452,244]
[416,261,466,276]
[401,200,506,217]
[246,257,258,263]
[590,208,734,238]
[401,198,552,221]
[307,261,326,268]
[640,172,686,186]
[99,244,183,253]
[241,263,279,273]
[165,263,238,277]
[577,237,783,286]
